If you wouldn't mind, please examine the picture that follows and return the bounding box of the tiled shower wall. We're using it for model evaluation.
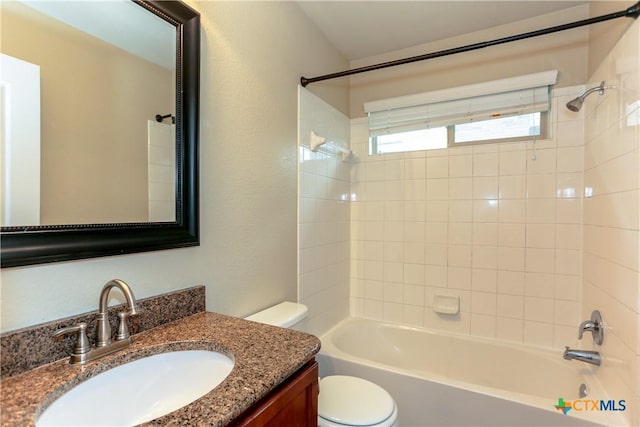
[582,18,639,426]
[298,20,639,424]
[349,87,586,350]
[298,88,351,337]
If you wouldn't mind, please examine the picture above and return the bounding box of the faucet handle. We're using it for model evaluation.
[578,310,604,345]
[578,320,596,339]
[115,311,132,341]
[53,323,91,357]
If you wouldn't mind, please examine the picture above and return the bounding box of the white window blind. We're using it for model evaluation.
[366,70,558,137]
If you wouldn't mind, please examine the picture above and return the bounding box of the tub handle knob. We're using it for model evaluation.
[578,310,603,345]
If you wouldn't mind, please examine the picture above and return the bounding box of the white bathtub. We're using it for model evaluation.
[317,317,626,427]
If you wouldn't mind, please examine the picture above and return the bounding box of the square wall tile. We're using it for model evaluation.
[556,199,583,224]
[499,151,527,176]
[525,272,555,299]
[499,175,527,199]
[449,222,473,245]
[471,292,497,316]
[557,147,584,173]
[425,244,447,266]
[527,174,557,199]
[555,224,582,250]
[554,274,581,301]
[403,305,424,327]
[498,247,525,271]
[472,247,498,269]
[383,302,404,323]
[426,201,448,222]
[448,267,472,290]
[473,223,498,246]
[473,153,500,176]
[555,249,582,275]
[524,297,554,323]
[448,245,472,267]
[498,223,526,247]
[526,199,556,224]
[472,268,498,292]
[405,158,426,180]
[499,200,526,223]
[470,313,497,338]
[474,176,499,199]
[403,284,425,306]
[426,157,449,178]
[384,241,404,262]
[526,224,556,248]
[402,242,422,264]
[527,149,557,174]
[497,294,525,319]
[497,270,526,295]
[557,120,585,147]
[473,199,499,222]
[553,300,580,327]
[449,178,473,199]
[557,173,583,199]
[405,180,426,200]
[449,155,473,177]
[525,248,556,273]
[449,200,473,222]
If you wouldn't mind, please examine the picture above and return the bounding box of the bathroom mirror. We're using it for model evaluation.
[0,0,200,268]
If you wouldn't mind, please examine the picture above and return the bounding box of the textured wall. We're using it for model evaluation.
[0,1,348,332]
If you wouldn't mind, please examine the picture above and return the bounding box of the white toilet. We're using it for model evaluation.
[245,302,398,427]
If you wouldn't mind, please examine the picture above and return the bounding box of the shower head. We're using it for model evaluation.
[566,81,606,112]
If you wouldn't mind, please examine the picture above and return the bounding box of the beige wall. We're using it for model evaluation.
[1,2,175,224]
[0,1,348,332]
[588,1,638,77]
[348,4,591,118]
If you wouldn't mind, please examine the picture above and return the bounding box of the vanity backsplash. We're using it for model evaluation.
[1,285,205,378]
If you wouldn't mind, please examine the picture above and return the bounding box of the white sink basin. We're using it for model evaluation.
[36,350,234,426]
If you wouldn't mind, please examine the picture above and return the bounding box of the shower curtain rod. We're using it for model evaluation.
[300,1,640,87]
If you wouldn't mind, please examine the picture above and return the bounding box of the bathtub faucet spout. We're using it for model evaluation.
[563,346,601,366]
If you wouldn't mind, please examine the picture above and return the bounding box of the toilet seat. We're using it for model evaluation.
[318,376,397,427]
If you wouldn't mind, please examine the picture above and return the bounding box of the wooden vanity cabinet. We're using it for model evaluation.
[231,359,319,426]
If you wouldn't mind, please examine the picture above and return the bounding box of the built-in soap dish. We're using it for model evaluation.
[433,295,460,315]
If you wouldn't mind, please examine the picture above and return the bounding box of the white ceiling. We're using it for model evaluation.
[297,1,589,60]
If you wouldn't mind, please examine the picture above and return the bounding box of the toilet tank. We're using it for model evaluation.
[245,302,308,328]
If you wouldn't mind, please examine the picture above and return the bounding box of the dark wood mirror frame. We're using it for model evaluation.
[1,0,200,268]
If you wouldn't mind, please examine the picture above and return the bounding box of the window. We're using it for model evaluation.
[366,70,557,155]
[370,111,546,154]
[372,127,447,154]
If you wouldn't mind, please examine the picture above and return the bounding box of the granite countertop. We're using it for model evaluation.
[0,312,321,426]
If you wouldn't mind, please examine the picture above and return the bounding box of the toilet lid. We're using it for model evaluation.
[319,376,395,426]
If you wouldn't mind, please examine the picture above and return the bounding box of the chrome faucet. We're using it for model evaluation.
[53,279,138,364]
[578,310,604,345]
[563,347,601,366]
[561,310,604,367]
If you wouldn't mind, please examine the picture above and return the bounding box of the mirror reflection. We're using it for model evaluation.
[0,0,176,226]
